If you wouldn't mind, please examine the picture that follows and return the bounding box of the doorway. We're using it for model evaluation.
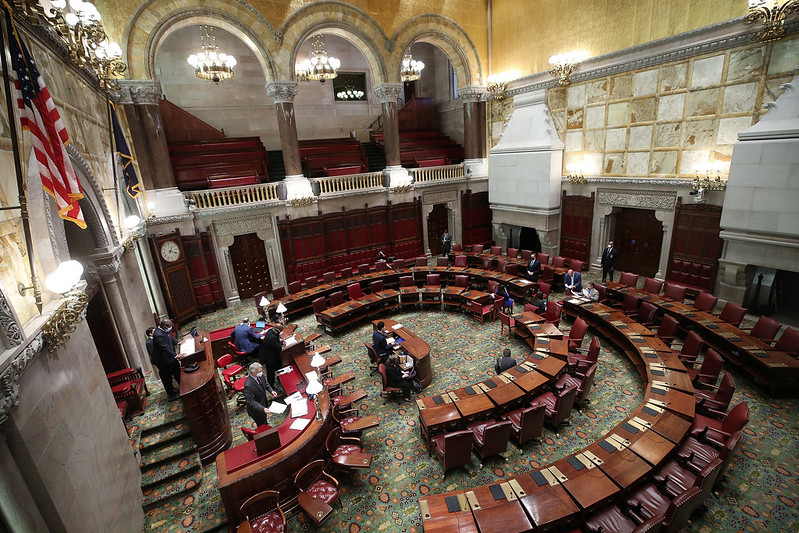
[427,204,449,256]
[85,282,127,374]
[519,227,542,254]
[228,233,271,300]
[613,208,663,278]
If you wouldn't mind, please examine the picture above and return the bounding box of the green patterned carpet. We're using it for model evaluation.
[137,294,799,533]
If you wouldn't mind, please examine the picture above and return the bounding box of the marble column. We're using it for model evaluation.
[266,81,313,200]
[373,84,411,187]
[459,86,489,178]
[96,257,145,371]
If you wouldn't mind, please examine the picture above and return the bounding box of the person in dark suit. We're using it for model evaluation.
[530,291,547,315]
[372,321,391,363]
[231,318,262,359]
[441,231,452,256]
[495,348,517,374]
[259,324,284,388]
[151,319,184,401]
[385,353,417,401]
[145,327,156,364]
[601,240,618,282]
[564,269,583,293]
[526,256,541,281]
[243,362,278,426]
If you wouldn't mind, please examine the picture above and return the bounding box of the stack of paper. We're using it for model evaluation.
[290,400,308,418]
[289,418,311,431]
[276,366,293,376]
[284,336,297,346]
[392,323,403,330]
[267,401,287,414]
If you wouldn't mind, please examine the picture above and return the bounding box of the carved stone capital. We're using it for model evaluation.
[0,288,22,348]
[115,79,163,106]
[458,85,488,102]
[0,333,45,425]
[373,83,404,104]
[266,81,299,103]
[597,188,677,210]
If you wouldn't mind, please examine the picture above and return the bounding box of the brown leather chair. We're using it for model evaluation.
[253,290,271,318]
[421,274,442,308]
[532,382,578,430]
[677,430,743,490]
[618,292,641,316]
[454,255,468,267]
[481,256,493,270]
[294,459,340,525]
[288,280,303,294]
[431,430,474,477]
[693,291,718,313]
[568,336,600,373]
[596,283,611,305]
[499,312,515,337]
[325,427,371,473]
[496,259,507,273]
[239,490,286,533]
[624,475,706,533]
[685,348,723,387]
[636,302,659,328]
[505,263,519,276]
[312,297,328,321]
[537,252,551,265]
[689,401,749,445]
[323,271,336,284]
[743,315,781,344]
[663,282,687,302]
[538,281,552,300]
[520,249,533,261]
[774,326,799,357]
[486,280,500,294]
[415,257,427,267]
[716,301,747,327]
[570,259,585,272]
[436,256,449,267]
[677,331,705,365]
[618,271,639,287]
[502,403,545,447]
[655,314,679,347]
[565,317,589,351]
[472,244,485,253]
[507,247,519,258]
[332,403,376,437]
[490,245,502,255]
[378,363,404,402]
[452,243,463,252]
[557,363,597,408]
[399,275,419,308]
[467,419,512,466]
[305,275,318,289]
[454,275,470,288]
[544,300,563,328]
[653,457,724,512]
[552,255,566,268]
[271,286,286,299]
[642,277,664,294]
[694,371,735,416]
[329,291,346,307]
[584,506,665,533]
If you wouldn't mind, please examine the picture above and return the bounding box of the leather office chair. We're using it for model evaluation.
[694,371,735,416]
[689,401,749,445]
[216,354,244,397]
[642,277,664,294]
[421,274,442,308]
[565,317,589,351]
[415,257,428,267]
[618,292,641,316]
[253,290,271,318]
[568,336,600,373]
[596,283,611,305]
[693,291,718,313]
[499,312,515,337]
[544,300,563,328]
[436,256,449,267]
[774,326,799,357]
[323,271,336,284]
[347,282,364,301]
[364,342,380,373]
[541,266,556,290]
[340,267,353,279]
[240,490,286,533]
[552,255,566,268]
[490,245,502,255]
[288,280,303,294]
[431,430,474,477]
[618,271,639,287]
[685,348,723,387]
[486,280,500,294]
[471,300,493,323]
[467,419,512,466]
[584,506,665,533]
[677,331,705,365]
[502,403,545,447]
[325,427,371,473]
[557,362,597,408]
[294,459,340,525]
[481,256,493,270]
[505,262,519,276]
[454,255,468,267]
[378,364,404,402]
[652,458,724,514]
[472,244,485,253]
[241,424,271,441]
[677,431,742,490]
[507,247,519,258]
[496,259,507,273]
[570,259,585,272]
[742,315,781,344]
[636,302,659,328]
[538,282,552,300]
[520,249,533,261]
[358,263,371,275]
[537,253,551,265]
[305,275,318,289]
[716,301,747,327]
[655,314,679,347]
[663,282,687,302]
[271,286,286,299]
[329,291,346,307]
[312,297,328,321]
[532,382,578,430]
[399,276,419,308]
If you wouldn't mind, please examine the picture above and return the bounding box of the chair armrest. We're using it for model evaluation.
[691,372,719,383]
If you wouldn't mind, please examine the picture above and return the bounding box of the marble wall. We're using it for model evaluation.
[549,36,799,180]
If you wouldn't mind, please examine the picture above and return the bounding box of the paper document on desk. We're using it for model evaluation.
[392,323,403,330]
[284,336,298,347]
[267,401,287,414]
[290,400,308,418]
[289,418,311,431]
[179,342,194,355]
[276,366,293,375]
[386,337,395,345]
[285,391,303,404]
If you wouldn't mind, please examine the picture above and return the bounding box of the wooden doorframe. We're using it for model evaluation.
[228,233,272,300]
[85,281,128,374]
[426,203,449,256]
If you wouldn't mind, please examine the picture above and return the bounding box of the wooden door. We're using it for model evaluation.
[613,208,663,278]
[427,204,449,256]
[229,233,271,300]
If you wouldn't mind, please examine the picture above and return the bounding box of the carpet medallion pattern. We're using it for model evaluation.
[137,299,799,532]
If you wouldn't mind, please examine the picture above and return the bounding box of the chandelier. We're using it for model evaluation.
[12,0,126,90]
[296,35,340,82]
[548,51,589,86]
[400,49,424,82]
[336,86,364,100]
[186,26,237,84]
[746,0,798,41]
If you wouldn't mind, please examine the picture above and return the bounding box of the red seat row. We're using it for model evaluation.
[285,241,423,283]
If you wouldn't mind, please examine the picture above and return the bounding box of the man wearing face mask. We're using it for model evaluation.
[601,240,618,283]
[243,362,279,426]
[152,319,185,401]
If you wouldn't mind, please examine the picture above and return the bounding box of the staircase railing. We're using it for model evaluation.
[410,164,465,183]
[310,172,384,195]
[186,182,281,209]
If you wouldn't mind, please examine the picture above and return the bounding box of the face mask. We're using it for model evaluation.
[257,372,263,378]
[607,245,612,248]
[165,326,172,332]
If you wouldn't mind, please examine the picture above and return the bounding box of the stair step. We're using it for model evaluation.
[139,420,191,450]
[141,468,203,508]
[140,437,197,469]
[141,451,201,488]
[137,404,186,432]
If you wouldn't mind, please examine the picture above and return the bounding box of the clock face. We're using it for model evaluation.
[160,240,181,262]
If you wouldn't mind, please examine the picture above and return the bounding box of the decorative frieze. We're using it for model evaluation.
[115,79,163,106]
[423,190,458,205]
[597,188,677,210]
[373,83,404,104]
[458,86,488,102]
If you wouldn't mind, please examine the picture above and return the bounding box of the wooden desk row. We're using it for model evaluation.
[418,300,694,532]
[606,284,799,397]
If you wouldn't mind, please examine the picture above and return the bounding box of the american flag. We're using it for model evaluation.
[4,8,86,228]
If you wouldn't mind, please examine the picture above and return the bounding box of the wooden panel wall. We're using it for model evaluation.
[666,199,722,290]
[160,99,225,144]
[560,191,594,262]
[461,190,492,246]
[398,96,436,132]
[183,233,226,312]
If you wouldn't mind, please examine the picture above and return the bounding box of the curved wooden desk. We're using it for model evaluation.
[376,319,433,389]
[179,331,233,464]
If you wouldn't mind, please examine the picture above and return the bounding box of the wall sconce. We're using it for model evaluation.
[276,302,288,326]
[566,164,588,184]
[41,260,88,351]
[746,0,799,42]
[486,71,519,100]
[548,51,589,86]
[121,215,145,251]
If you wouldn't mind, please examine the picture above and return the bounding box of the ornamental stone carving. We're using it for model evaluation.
[0,333,45,425]
[0,288,22,347]
[423,190,458,205]
[214,214,274,248]
[597,188,677,210]
[373,83,404,104]
[458,86,488,102]
[115,80,163,106]
[266,82,299,103]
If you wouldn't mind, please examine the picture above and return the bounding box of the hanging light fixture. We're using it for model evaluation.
[336,86,365,100]
[186,26,237,84]
[400,49,425,82]
[296,35,340,83]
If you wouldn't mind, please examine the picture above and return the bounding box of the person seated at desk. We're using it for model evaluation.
[385,353,419,401]
[231,318,262,360]
[526,256,541,282]
[564,268,583,293]
[495,348,517,374]
[243,362,279,427]
[259,324,285,389]
[372,321,392,363]
[530,291,547,315]
[582,281,599,302]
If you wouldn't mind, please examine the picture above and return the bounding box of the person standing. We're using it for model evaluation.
[243,362,278,427]
[564,268,583,293]
[441,230,452,257]
[231,318,262,360]
[151,319,184,401]
[601,240,618,282]
[145,327,156,364]
[372,321,391,363]
[259,324,284,388]
[495,348,517,374]
[526,255,541,282]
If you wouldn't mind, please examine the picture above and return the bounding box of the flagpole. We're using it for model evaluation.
[0,9,42,312]
[106,98,122,234]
